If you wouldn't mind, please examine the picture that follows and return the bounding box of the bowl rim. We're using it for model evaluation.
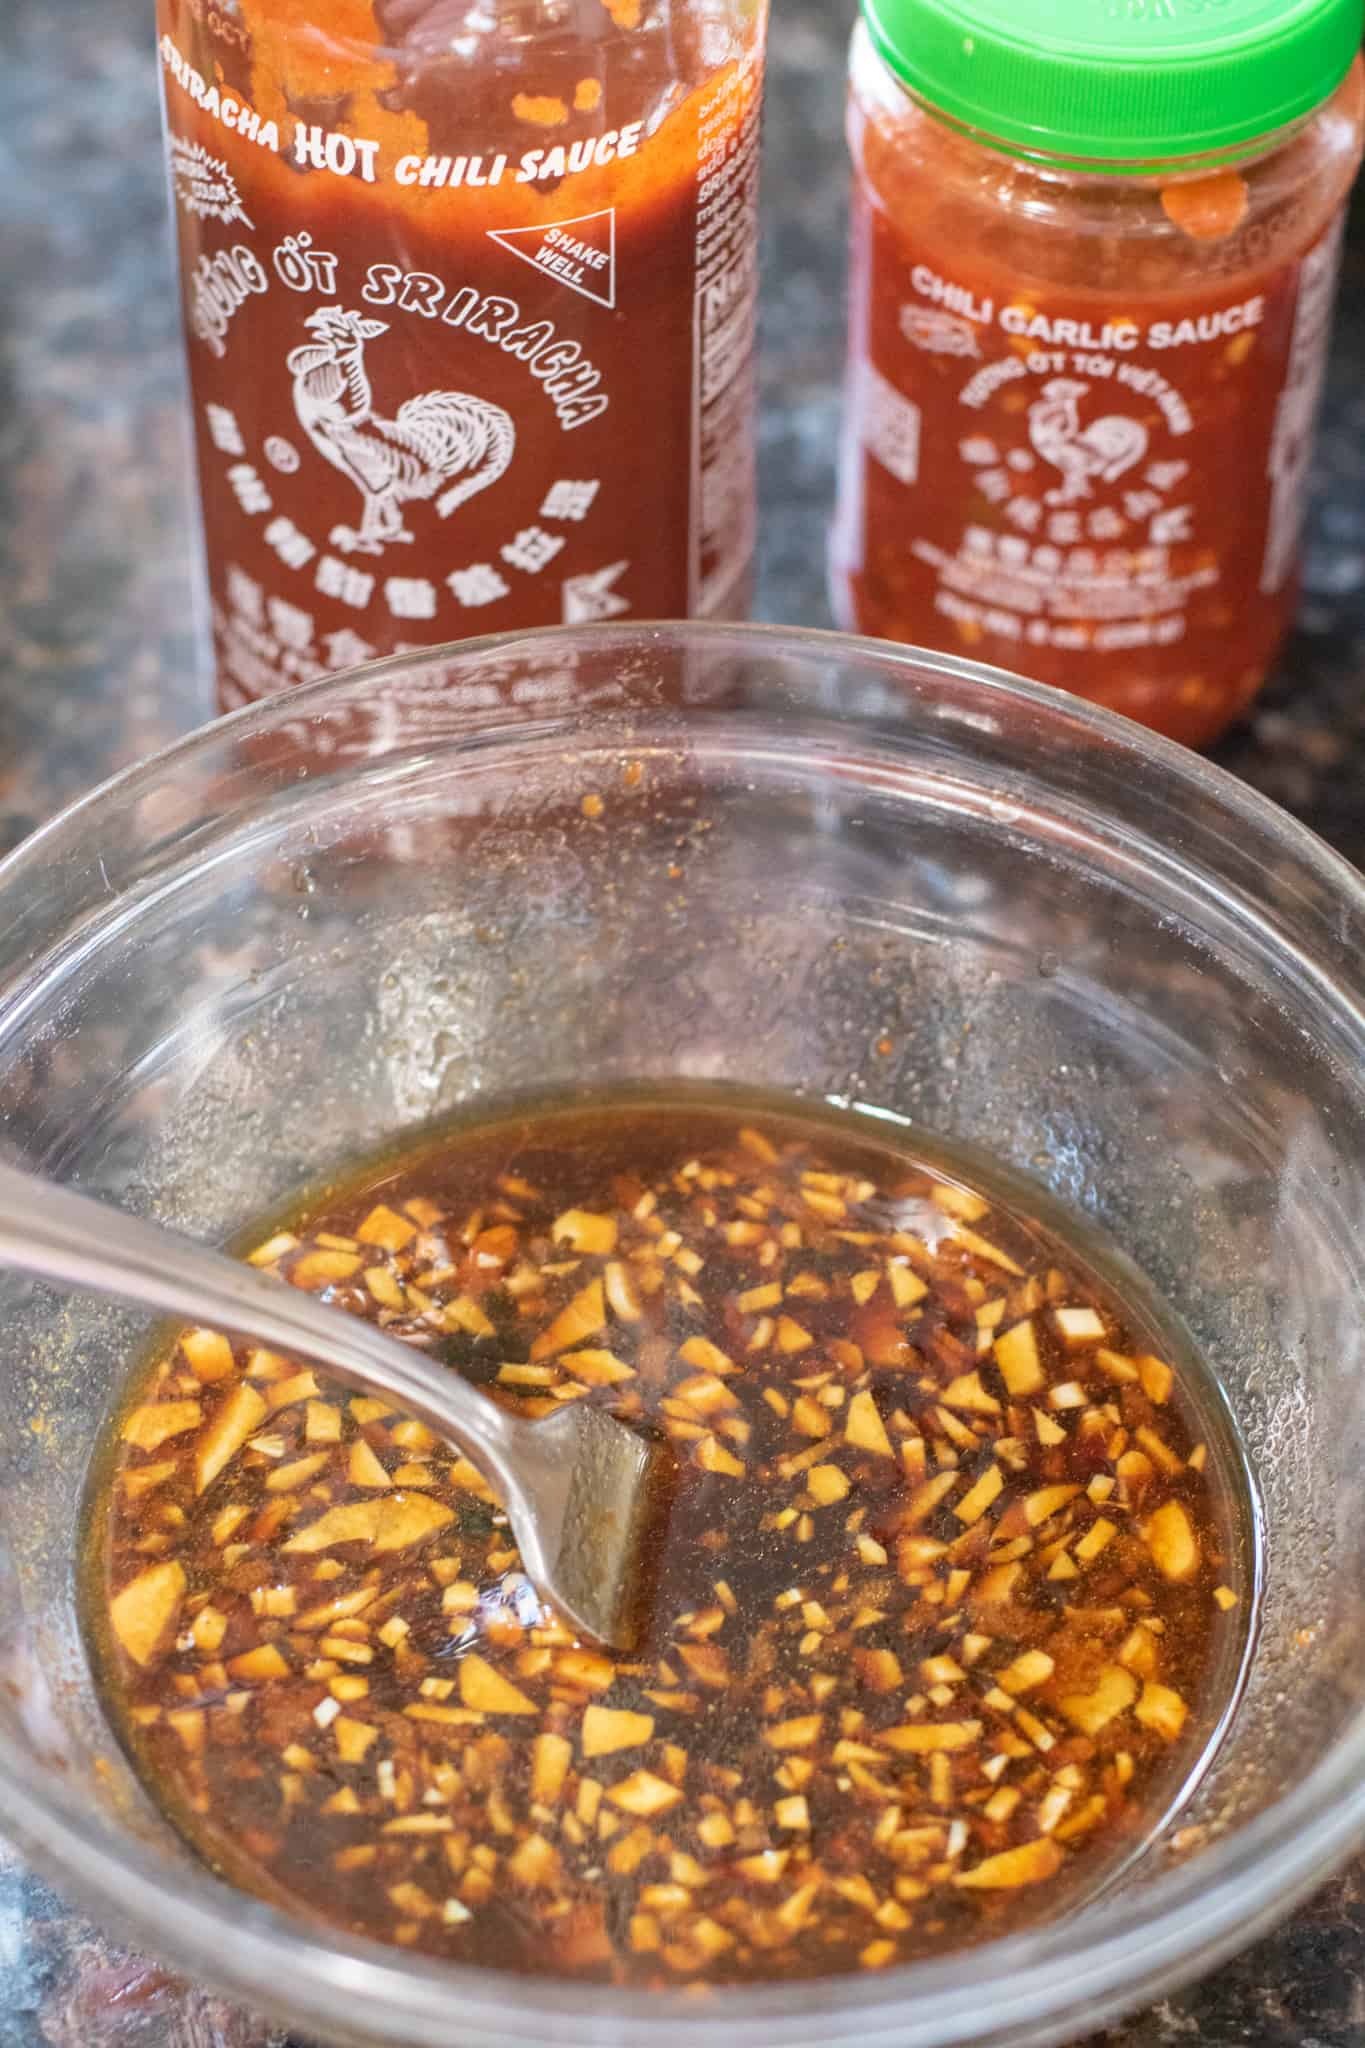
[3,619,1365,2047]
[6,618,1365,923]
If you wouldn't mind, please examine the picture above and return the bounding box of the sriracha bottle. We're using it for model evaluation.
[157,0,767,708]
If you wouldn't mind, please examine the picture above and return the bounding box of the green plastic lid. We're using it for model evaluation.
[862,0,1364,163]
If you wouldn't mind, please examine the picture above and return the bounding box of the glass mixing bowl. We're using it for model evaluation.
[0,622,1363,2048]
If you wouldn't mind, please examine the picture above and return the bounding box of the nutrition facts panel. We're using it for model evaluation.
[693,56,763,615]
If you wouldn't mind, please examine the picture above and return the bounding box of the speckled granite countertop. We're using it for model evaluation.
[2,0,1365,2041]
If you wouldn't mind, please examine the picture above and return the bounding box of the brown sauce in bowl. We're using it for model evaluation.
[85,1092,1253,1985]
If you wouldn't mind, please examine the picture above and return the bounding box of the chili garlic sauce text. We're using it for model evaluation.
[87,1095,1251,1985]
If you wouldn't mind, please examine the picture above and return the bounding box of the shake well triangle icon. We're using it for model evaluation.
[487,209,617,310]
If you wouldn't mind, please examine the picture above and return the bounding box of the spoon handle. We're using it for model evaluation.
[0,1160,525,1489]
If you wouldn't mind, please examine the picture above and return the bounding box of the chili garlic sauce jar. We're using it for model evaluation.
[832,0,1365,746]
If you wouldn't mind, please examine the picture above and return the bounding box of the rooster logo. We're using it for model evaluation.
[1028,378,1149,507]
[286,307,516,556]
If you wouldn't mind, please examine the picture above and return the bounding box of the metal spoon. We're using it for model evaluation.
[0,1160,669,1651]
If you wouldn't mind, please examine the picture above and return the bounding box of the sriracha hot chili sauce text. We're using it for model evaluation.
[157,0,767,711]
[832,0,1365,747]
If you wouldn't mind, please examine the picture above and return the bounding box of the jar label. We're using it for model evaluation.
[156,14,763,708]
[834,194,1345,735]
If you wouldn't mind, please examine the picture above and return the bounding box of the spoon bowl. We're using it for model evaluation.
[0,1159,667,1651]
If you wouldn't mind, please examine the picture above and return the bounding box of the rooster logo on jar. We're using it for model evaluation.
[1028,378,1149,507]
[286,307,517,556]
